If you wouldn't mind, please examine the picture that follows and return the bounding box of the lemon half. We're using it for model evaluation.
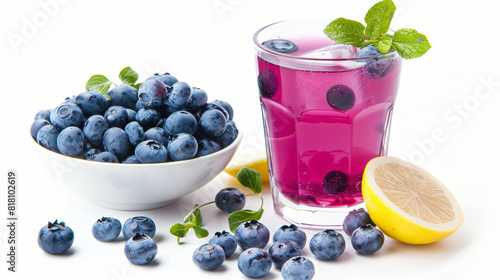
[224,153,269,183]
[362,156,464,244]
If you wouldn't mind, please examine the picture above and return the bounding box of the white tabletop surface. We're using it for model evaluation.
[1,0,499,279]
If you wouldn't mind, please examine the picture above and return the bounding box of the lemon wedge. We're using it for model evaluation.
[224,152,269,183]
[362,156,464,244]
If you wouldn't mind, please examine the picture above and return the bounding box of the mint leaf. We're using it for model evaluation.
[392,28,431,59]
[86,74,113,94]
[188,206,203,227]
[192,226,209,238]
[364,0,396,39]
[237,167,262,195]
[228,208,264,233]
[324,18,367,47]
[170,223,189,238]
[375,34,393,53]
[119,66,139,85]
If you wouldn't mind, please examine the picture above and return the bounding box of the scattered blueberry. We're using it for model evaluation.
[57,126,85,157]
[146,72,178,87]
[167,82,191,109]
[83,148,101,160]
[144,127,169,147]
[263,39,298,53]
[36,125,60,152]
[74,90,108,116]
[38,220,74,255]
[50,102,84,130]
[326,85,356,111]
[103,127,130,160]
[192,243,226,271]
[163,110,197,135]
[323,170,348,195]
[199,109,227,138]
[94,151,119,163]
[309,229,345,260]
[106,84,138,109]
[122,216,156,240]
[34,109,52,121]
[356,45,381,62]
[186,87,208,111]
[124,233,158,265]
[92,217,122,242]
[135,140,168,163]
[238,248,272,278]
[83,115,110,146]
[351,224,384,255]
[212,100,234,120]
[235,220,270,250]
[342,208,375,237]
[104,106,129,128]
[31,119,50,139]
[258,69,279,98]
[124,121,145,146]
[138,79,168,108]
[281,256,315,280]
[209,231,238,259]
[273,224,307,250]
[135,108,162,128]
[269,240,301,269]
[215,187,246,213]
[195,138,221,157]
[167,133,198,161]
[217,120,238,148]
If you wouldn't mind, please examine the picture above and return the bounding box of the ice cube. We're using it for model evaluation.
[300,44,358,59]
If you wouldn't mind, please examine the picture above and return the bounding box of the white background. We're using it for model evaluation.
[1,0,499,279]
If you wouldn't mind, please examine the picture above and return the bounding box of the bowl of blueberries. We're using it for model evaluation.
[30,72,242,210]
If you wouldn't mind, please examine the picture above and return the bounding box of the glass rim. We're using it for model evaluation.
[253,20,398,62]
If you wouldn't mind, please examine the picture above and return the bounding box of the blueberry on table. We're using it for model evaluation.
[92,217,122,242]
[356,45,381,63]
[135,108,162,129]
[144,127,169,147]
[163,110,198,136]
[326,85,356,111]
[258,69,279,98]
[124,121,145,147]
[263,39,299,54]
[138,79,168,108]
[209,231,238,259]
[215,187,246,213]
[135,140,168,163]
[199,109,227,138]
[217,120,238,148]
[238,248,272,278]
[34,109,52,121]
[146,72,179,87]
[94,151,119,163]
[309,229,345,260]
[103,127,131,160]
[195,138,221,157]
[212,100,234,120]
[57,126,85,157]
[281,256,315,280]
[166,82,192,109]
[323,170,348,195]
[83,115,110,146]
[38,220,74,255]
[273,224,307,250]
[31,119,50,139]
[192,243,226,271]
[269,240,301,269]
[235,220,270,250]
[351,224,384,255]
[186,87,208,111]
[124,233,158,265]
[167,133,198,161]
[104,106,129,128]
[106,84,138,109]
[122,216,156,240]
[342,208,375,237]
[74,90,108,116]
[50,102,84,130]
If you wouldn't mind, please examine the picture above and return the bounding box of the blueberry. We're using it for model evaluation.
[122,216,156,240]
[238,248,272,278]
[135,140,168,163]
[145,127,169,147]
[192,243,225,271]
[125,108,137,121]
[146,72,179,87]
[38,220,74,255]
[186,87,208,111]
[165,82,191,109]
[135,108,162,128]
[195,138,221,157]
[364,58,394,78]
[124,121,145,146]
[351,224,384,255]
[342,208,375,237]
[199,109,227,138]
[269,240,301,269]
[212,100,233,120]
[92,217,122,242]
[34,109,52,121]
[31,119,50,139]
[281,256,315,280]
[258,69,279,98]
[209,230,238,258]
[309,229,345,260]
[263,39,298,53]
[234,220,270,250]
[215,187,246,213]
[326,85,355,111]
[273,224,307,250]
[124,233,158,265]
[135,100,145,111]
[74,90,108,116]
[218,120,238,148]
[37,125,60,152]
[106,84,139,109]
[201,102,230,120]
[122,155,141,164]
[57,126,85,157]
[104,106,128,128]
[167,133,198,161]
[83,115,110,146]
[94,151,119,163]
[163,110,197,136]
[103,127,130,160]
[356,45,381,62]
[138,79,168,108]
[323,170,348,195]
[83,148,101,160]
[50,102,84,130]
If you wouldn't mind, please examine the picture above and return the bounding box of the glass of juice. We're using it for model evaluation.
[253,19,402,228]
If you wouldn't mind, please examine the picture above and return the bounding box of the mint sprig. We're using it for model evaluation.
[170,167,265,244]
[323,0,431,59]
[85,66,142,98]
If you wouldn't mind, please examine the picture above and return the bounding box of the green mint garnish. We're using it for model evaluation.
[119,66,139,86]
[324,0,431,59]
[85,66,142,98]
[170,167,265,244]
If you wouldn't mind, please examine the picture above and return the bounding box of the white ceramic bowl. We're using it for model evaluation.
[32,123,242,210]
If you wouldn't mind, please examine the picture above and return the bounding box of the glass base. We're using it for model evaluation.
[271,181,365,229]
